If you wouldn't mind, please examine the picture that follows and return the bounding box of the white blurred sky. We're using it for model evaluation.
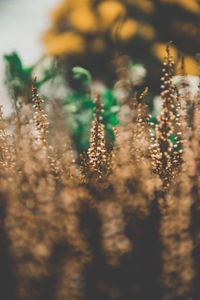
[0,0,59,114]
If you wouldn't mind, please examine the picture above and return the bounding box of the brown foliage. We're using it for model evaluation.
[0,47,200,300]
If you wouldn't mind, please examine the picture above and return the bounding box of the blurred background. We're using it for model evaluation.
[0,0,57,114]
[0,0,200,152]
[42,0,200,84]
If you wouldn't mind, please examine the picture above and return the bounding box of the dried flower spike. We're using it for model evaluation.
[131,87,152,160]
[32,77,49,147]
[87,93,107,178]
[152,42,178,190]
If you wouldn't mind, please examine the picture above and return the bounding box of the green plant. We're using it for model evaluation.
[4,52,56,103]
[4,54,120,154]
[54,66,120,153]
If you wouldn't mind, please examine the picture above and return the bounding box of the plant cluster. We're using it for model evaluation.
[4,55,120,153]
[0,47,200,300]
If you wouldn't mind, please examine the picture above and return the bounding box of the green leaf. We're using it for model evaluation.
[4,52,23,79]
[82,100,94,108]
[4,52,34,99]
[72,66,92,86]
[102,89,117,108]
[4,52,33,82]
[108,114,120,126]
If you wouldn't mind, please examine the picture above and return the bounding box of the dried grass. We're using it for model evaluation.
[0,46,200,299]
